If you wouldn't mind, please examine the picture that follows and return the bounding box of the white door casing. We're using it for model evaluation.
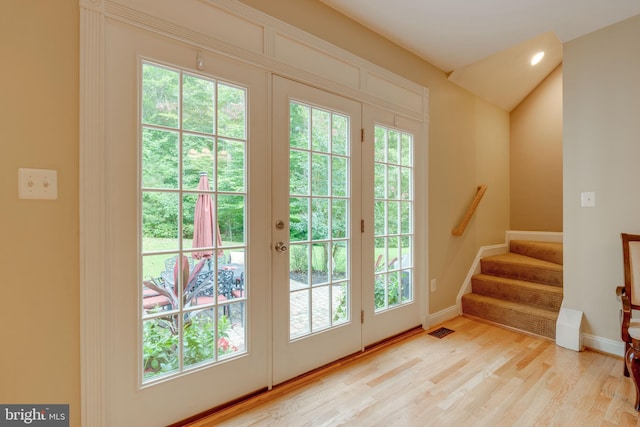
[81,1,428,425]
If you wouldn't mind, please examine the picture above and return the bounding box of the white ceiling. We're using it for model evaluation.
[319,0,640,111]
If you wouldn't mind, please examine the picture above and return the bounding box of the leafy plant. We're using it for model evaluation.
[143,317,179,376]
[183,314,215,367]
[143,257,239,379]
[144,312,235,379]
[374,273,400,310]
[332,287,348,323]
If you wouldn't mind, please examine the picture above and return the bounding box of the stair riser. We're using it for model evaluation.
[461,297,556,339]
[481,260,562,287]
[462,241,563,340]
[471,279,562,311]
[510,240,563,265]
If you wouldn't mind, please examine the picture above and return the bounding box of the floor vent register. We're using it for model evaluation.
[428,327,455,339]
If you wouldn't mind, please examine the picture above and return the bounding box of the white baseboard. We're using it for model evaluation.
[425,305,625,359]
[583,333,625,357]
[424,311,625,359]
[426,305,459,329]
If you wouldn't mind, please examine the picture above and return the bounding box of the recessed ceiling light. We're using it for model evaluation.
[531,51,545,66]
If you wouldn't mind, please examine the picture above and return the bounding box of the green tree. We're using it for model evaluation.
[141,63,248,242]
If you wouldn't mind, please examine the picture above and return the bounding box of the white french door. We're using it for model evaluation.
[361,107,423,346]
[271,77,423,383]
[272,76,363,383]
[105,22,270,426]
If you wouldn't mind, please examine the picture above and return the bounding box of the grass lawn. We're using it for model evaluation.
[142,238,243,280]
[142,238,411,282]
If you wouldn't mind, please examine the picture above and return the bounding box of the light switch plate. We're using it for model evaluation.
[18,168,58,200]
[581,191,595,208]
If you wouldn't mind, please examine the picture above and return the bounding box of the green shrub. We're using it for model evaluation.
[143,312,235,379]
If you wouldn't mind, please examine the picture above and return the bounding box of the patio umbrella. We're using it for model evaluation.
[192,172,223,264]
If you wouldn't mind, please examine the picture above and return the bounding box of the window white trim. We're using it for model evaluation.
[80,0,429,424]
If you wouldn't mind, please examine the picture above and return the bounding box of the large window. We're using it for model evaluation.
[139,62,248,382]
[373,125,414,311]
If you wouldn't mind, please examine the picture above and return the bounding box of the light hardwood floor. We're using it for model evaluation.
[186,316,640,426]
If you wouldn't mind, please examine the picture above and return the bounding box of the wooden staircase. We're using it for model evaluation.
[461,240,563,340]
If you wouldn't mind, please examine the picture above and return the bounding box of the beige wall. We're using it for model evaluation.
[239,0,511,314]
[0,0,80,425]
[563,14,640,340]
[0,0,510,422]
[510,65,563,231]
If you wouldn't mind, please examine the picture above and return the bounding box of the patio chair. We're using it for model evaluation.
[217,269,236,300]
[142,283,172,310]
[217,268,245,322]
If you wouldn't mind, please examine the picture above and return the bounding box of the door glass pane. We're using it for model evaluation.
[289,243,310,286]
[183,309,215,369]
[311,109,330,152]
[290,289,310,339]
[332,282,348,325]
[217,139,246,192]
[142,64,179,128]
[331,199,347,239]
[142,192,179,253]
[182,134,214,190]
[182,74,215,134]
[311,198,329,240]
[373,125,414,312]
[290,198,309,241]
[290,102,310,149]
[290,150,310,195]
[311,242,330,286]
[142,128,179,189]
[288,101,351,339]
[332,114,348,156]
[331,156,348,197]
[311,154,329,196]
[140,61,248,383]
[143,315,179,380]
[218,83,247,139]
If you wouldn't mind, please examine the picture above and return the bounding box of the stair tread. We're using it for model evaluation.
[483,252,562,270]
[469,274,563,311]
[472,273,563,294]
[510,240,563,265]
[481,252,563,287]
[463,241,562,340]
[461,293,559,319]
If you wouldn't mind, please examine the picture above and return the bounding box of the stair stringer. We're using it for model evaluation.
[456,243,508,314]
[456,230,564,315]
